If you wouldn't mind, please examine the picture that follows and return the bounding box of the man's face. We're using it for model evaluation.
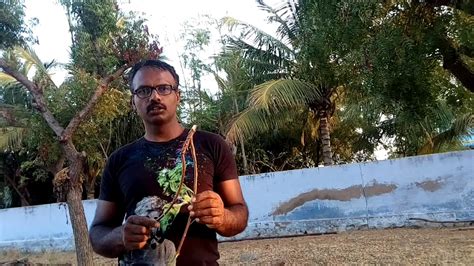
[131,67,180,127]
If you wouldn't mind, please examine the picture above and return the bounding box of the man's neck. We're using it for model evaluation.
[144,121,184,142]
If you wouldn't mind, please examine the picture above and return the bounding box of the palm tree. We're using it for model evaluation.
[0,48,48,208]
[0,48,46,152]
[418,109,473,155]
[212,52,255,173]
[223,0,336,165]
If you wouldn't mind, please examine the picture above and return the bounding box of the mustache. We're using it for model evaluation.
[147,102,167,113]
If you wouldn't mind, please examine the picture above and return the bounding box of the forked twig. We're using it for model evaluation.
[151,125,198,262]
[176,132,199,257]
[157,125,197,221]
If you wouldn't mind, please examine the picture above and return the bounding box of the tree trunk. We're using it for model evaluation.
[440,38,474,93]
[63,143,94,266]
[315,138,321,166]
[239,135,249,174]
[319,114,333,166]
[67,183,94,266]
[233,98,249,174]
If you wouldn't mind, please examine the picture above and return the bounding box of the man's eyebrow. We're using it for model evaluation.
[132,85,149,92]
[137,84,175,89]
[136,85,151,90]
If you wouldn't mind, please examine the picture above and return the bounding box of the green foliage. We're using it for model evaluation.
[341,0,474,156]
[222,1,340,166]
[65,0,161,76]
[0,0,164,207]
[19,159,49,183]
[0,149,55,208]
[226,80,321,142]
[222,0,474,169]
[0,0,37,49]
[178,17,218,133]
[107,111,144,151]
[0,126,25,151]
[156,162,193,232]
[2,0,473,207]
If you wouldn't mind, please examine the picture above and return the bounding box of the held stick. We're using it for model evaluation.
[176,127,199,257]
[157,125,197,221]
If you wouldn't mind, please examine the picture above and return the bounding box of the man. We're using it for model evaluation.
[89,59,248,265]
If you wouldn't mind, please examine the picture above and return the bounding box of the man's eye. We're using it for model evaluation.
[138,87,152,94]
[157,85,171,93]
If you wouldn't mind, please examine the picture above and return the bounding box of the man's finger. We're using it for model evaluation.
[125,241,148,250]
[190,207,222,218]
[193,190,219,202]
[196,216,221,226]
[128,215,160,228]
[126,224,151,235]
[126,234,149,243]
[191,199,219,210]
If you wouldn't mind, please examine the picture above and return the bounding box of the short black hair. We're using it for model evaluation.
[128,59,180,91]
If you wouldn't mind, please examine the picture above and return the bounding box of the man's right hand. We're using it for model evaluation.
[122,215,160,250]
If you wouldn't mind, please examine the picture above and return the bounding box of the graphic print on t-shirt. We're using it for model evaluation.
[121,140,196,265]
[141,142,195,234]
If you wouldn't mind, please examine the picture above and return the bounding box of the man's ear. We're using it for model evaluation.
[176,90,181,104]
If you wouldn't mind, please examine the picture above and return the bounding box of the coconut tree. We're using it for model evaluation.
[223,0,342,165]
[418,113,473,154]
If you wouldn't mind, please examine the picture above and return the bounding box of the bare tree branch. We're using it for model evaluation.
[61,64,130,141]
[4,174,30,206]
[440,39,474,93]
[0,58,65,136]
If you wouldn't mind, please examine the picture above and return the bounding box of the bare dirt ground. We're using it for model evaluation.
[1,227,473,265]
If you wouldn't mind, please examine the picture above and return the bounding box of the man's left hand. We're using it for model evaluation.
[188,190,225,229]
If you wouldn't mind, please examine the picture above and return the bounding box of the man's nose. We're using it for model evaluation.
[149,88,162,101]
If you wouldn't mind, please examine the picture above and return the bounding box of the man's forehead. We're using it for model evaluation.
[132,67,176,86]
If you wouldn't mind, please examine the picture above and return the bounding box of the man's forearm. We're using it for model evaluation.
[89,225,125,258]
[216,203,249,237]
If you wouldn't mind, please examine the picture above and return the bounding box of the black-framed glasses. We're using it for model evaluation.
[133,85,177,99]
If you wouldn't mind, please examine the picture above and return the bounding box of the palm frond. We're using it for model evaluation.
[0,72,20,87]
[226,106,300,143]
[248,79,323,113]
[222,16,295,61]
[419,113,474,154]
[13,46,59,89]
[255,0,298,44]
[0,127,26,152]
[212,72,229,93]
[224,38,293,78]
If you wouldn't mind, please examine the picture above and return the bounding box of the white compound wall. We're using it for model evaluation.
[1,150,472,252]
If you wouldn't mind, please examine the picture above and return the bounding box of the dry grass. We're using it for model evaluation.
[1,227,473,265]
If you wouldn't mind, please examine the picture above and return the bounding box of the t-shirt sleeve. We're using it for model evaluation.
[99,152,124,203]
[212,134,239,183]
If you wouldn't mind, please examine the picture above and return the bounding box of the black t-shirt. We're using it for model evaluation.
[99,129,238,265]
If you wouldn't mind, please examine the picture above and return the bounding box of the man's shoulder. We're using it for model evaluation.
[193,129,234,158]
[194,130,226,143]
[109,138,144,160]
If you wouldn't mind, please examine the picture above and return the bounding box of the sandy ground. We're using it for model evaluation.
[1,227,473,265]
